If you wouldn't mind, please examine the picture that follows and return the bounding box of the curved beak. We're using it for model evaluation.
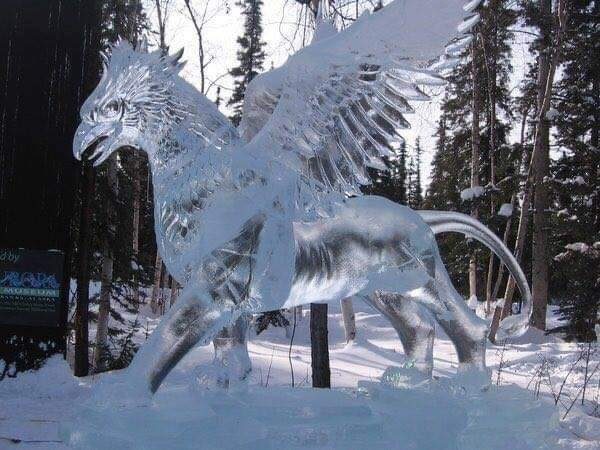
[73,122,117,166]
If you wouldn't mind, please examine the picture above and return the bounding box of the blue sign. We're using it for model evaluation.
[0,249,65,328]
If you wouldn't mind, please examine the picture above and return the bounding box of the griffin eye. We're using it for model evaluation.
[103,99,122,118]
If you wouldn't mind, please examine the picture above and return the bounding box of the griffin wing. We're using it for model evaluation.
[240,0,481,211]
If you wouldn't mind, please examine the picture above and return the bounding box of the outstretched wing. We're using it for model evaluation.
[240,0,480,208]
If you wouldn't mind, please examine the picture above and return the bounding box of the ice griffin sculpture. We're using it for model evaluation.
[74,0,532,396]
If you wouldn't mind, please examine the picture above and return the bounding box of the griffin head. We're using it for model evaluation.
[73,40,186,166]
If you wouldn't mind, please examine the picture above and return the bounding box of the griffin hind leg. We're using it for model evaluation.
[362,293,435,377]
[403,270,488,373]
[204,314,252,388]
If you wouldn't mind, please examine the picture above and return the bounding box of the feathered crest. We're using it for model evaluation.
[100,39,186,82]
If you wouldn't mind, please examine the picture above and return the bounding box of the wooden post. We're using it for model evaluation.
[310,303,331,388]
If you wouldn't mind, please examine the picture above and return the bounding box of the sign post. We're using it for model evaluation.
[0,249,66,329]
[0,249,68,379]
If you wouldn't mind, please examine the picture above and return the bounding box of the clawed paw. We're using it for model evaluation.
[380,365,432,389]
[452,364,492,394]
[193,358,251,391]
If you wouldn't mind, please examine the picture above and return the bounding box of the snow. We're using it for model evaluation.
[460,186,485,201]
[1,302,599,449]
[467,294,478,310]
[565,242,590,254]
[498,203,513,217]
[545,108,559,120]
[561,176,587,186]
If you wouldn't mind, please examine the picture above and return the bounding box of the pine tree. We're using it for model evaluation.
[227,0,266,126]
[362,141,408,204]
[549,0,600,341]
[423,1,517,298]
[408,138,423,209]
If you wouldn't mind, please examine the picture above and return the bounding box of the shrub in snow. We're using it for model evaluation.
[460,186,485,201]
[254,310,290,335]
[565,242,590,254]
[549,246,599,342]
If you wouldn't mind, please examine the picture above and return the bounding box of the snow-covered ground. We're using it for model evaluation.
[1,302,599,449]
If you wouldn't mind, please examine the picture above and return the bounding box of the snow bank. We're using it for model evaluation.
[560,406,600,442]
[0,355,80,399]
[2,303,598,449]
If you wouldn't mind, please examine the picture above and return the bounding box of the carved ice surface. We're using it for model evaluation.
[72,0,531,397]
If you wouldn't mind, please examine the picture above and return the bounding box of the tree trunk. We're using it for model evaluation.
[500,0,568,327]
[154,0,168,53]
[530,0,554,331]
[94,245,113,372]
[132,156,141,309]
[94,156,118,372]
[159,269,167,315]
[183,0,207,94]
[488,192,517,341]
[74,164,95,377]
[169,278,179,307]
[469,40,481,305]
[501,189,532,319]
[482,16,498,316]
[488,78,532,342]
[310,303,331,388]
[340,297,356,343]
[150,253,163,314]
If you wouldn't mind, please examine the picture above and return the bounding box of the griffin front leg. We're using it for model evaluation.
[127,282,238,394]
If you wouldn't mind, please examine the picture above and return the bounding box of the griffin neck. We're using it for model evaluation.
[146,79,240,182]
[142,79,268,282]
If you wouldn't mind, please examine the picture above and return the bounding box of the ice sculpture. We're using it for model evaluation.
[73,0,531,396]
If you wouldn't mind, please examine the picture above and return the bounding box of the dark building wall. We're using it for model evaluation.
[0,0,99,250]
[0,0,101,378]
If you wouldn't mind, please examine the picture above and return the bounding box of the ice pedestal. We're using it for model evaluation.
[61,371,564,450]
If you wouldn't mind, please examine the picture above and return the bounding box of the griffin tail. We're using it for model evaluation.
[418,210,532,341]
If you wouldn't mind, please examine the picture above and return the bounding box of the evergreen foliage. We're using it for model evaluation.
[424,0,518,296]
[362,141,408,204]
[549,0,600,340]
[227,0,266,126]
[254,311,290,335]
[408,138,423,209]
